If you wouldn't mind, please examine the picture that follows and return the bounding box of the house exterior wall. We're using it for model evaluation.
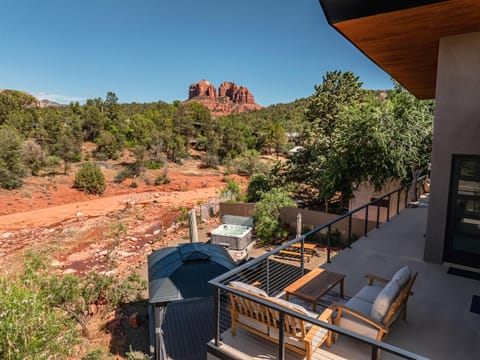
[424,32,480,263]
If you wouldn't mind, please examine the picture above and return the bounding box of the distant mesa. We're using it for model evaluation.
[37,99,63,108]
[186,79,261,116]
[0,88,63,108]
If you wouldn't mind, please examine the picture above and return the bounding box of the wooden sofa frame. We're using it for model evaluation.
[228,287,332,360]
[331,272,418,342]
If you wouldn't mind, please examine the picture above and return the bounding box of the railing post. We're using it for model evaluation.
[214,287,221,346]
[300,237,305,275]
[364,206,369,236]
[348,213,352,248]
[376,201,380,228]
[371,345,379,360]
[266,257,270,295]
[278,311,286,360]
[327,225,331,263]
[386,195,391,221]
[404,187,408,209]
[397,190,400,215]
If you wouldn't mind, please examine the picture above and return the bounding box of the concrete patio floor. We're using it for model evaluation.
[323,197,480,359]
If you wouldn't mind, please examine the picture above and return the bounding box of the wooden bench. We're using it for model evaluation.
[277,250,313,262]
[228,282,332,360]
[291,243,317,255]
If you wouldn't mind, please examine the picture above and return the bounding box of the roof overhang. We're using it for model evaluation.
[319,0,480,99]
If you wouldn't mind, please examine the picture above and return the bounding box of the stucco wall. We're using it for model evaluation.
[349,181,406,222]
[219,202,255,218]
[424,32,480,263]
[279,207,376,245]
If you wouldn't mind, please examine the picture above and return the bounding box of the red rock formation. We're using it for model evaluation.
[218,82,256,105]
[218,81,239,100]
[185,80,261,117]
[188,80,217,100]
[233,86,256,105]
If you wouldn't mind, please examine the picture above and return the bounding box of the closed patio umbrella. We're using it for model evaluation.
[155,304,168,360]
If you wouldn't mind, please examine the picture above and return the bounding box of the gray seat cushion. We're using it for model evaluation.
[344,297,372,317]
[337,297,378,339]
[355,285,383,304]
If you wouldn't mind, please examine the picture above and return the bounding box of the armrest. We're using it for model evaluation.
[330,303,389,334]
[304,308,332,347]
[364,274,390,286]
[317,308,333,322]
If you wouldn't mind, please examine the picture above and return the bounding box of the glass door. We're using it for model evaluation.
[445,156,480,267]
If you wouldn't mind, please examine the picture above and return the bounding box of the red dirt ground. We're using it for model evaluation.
[0,154,247,276]
[0,148,311,359]
[0,149,249,358]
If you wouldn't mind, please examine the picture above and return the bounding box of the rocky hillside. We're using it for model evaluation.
[185,79,262,116]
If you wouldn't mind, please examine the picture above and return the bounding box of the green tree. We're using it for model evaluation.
[318,98,397,206]
[73,162,106,195]
[0,124,26,189]
[95,130,121,160]
[229,150,269,176]
[287,73,433,211]
[286,71,366,206]
[22,139,46,176]
[52,128,81,175]
[0,90,37,126]
[302,70,365,145]
[172,103,195,152]
[130,145,148,175]
[388,84,434,201]
[82,101,106,141]
[220,180,241,200]
[254,188,296,245]
[265,122,287,157]
[247,174,272,202]
[216,115,250,161]
[126,114,156,148]
[5,109,37,137]
[104,91,119,122]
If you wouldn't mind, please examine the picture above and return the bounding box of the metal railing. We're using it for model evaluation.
[209,176,429,360]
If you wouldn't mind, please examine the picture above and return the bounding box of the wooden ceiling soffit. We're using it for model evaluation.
[319,0,480,99]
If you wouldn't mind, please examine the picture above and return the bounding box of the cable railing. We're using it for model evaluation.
[208,176,429,360]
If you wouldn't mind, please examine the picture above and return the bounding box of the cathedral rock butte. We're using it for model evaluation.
[185,80,262,116]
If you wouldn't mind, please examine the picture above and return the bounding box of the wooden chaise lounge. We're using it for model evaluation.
[228,281,332,360]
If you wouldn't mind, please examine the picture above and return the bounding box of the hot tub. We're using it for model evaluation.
[210,224,252,250]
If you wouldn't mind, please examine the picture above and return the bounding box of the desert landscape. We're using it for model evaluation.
[0,148,246,278]
[0,149,250,357]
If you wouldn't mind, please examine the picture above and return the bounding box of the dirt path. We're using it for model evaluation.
[0,187,219,232]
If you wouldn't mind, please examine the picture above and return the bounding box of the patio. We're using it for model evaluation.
[208,196,480,359]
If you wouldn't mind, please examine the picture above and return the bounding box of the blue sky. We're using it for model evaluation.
[0,0,391,106]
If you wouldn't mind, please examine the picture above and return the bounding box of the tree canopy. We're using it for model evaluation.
[286,71,434,210]
[0,77,433,201]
